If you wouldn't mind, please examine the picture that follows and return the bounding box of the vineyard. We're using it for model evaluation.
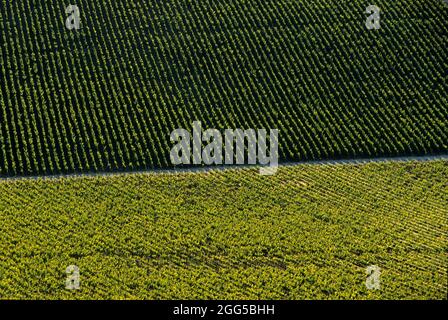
[0,161,446,299]
[0,0,447,176]
[0,0,447,302]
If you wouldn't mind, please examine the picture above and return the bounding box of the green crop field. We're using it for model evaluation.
[0,161,446,299]
[0,0,447,302]
[0,0,447,176]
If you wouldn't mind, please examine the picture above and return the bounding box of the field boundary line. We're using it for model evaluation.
[1,154,447,182]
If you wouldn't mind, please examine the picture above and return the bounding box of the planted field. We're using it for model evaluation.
[0,161,446,299]
[0,0,447,176]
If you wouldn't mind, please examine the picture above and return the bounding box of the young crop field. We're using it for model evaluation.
[0,0,447,176]
[0,161,446,299]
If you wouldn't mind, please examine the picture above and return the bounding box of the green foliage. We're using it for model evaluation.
[0,161,446,299]
[0,0,447,176]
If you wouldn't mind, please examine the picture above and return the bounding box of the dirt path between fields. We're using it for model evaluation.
[1,154,447,181]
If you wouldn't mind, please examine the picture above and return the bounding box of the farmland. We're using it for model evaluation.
[0,0,447,176]
[0,161,446,299]
[0,0,447,302]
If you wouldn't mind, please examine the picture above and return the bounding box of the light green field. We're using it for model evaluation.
[0,161,446,299]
